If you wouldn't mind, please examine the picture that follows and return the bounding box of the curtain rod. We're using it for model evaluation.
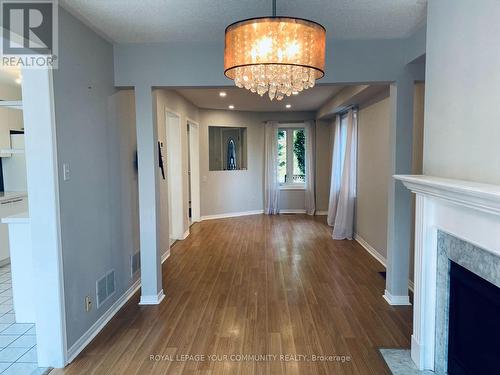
[336,105,358,116]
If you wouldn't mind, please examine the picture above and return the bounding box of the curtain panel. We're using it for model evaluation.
[264,121,280,214]
[327,109,358,240]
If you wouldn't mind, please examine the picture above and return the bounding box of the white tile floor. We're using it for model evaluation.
[0,265,47,375]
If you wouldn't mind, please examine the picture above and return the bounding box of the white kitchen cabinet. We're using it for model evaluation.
[0,194,28,264]
[2,134,27,191]
[0,105,23,157]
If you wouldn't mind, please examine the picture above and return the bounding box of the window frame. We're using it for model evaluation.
[277,123,306,190]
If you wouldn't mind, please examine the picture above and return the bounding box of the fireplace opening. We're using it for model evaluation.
[448,261,500,375]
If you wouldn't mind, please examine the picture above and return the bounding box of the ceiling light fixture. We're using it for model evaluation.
[219,91,227,97]
[286,104,292,108]
[292,91,299,95]
[228,105,235,109]
[224,0,326,101]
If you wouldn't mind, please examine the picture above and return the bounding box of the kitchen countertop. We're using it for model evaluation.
[0,192,27,202]
[2,211,29,224]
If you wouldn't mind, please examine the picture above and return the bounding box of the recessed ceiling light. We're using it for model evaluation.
[228,105,235,109]
[292,91,299,95]
[219,91,227,97]
[286,104,292,109]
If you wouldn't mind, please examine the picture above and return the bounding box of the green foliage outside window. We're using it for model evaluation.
[293,129,305,174]
[278,130,286,168]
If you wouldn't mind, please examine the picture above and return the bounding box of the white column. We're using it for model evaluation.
[22,68,66,367]
[384,72,414,305]
[135,85,164,305]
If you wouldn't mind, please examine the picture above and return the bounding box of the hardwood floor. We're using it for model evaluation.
[52,214,412,375]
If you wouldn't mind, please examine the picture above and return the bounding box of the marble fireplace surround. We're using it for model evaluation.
[395,175,500,373]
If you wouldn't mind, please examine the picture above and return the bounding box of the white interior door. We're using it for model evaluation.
[188,121,200,222]
[166,111,184,240]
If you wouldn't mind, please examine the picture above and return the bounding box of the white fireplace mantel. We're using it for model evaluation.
[394,174,500,372]
[395,175,500,215]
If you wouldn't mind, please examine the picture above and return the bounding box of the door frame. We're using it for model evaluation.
[165,109,186,240]
[187,119,200,223]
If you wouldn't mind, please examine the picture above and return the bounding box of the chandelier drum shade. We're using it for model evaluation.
[224,16,326,101]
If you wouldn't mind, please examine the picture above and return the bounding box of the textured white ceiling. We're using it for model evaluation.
[61,0,427,43]
[175,85,345,112]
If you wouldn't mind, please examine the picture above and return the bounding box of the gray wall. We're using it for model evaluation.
[355,85,424,273]
[53,8,139,348]
[424,0,500,184]
[199,109,318,216]
[114,36,423,87]
[355,91,391,258]
[349,84,425,289]
[154,89,199,248]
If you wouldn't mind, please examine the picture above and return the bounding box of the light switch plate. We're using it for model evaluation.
[63,163,70,181]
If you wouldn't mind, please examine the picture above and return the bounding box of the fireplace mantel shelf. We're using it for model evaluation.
[394,175,500,215]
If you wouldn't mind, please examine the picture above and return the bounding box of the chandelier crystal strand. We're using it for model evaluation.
[225,16,326,100]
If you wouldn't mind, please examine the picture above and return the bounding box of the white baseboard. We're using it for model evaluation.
[161,248,171,264]
[172,229,189,241]
[354,234,387,267]
[354,233,414,293]
[139,290,165,305]
[67,248,171,364]
[200,209,325,220]
[280,209,306,214]
[383,289,411,306]
[67,278,141,363]
[201,210,264,221]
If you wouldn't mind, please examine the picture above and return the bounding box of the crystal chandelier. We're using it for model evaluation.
[224,0,326,101]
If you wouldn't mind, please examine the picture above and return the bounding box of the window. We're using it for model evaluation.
[277,127,306,188]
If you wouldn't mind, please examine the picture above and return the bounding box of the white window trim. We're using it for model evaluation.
[277,123,306,190]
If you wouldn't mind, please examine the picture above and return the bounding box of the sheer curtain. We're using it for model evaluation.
[327,115,342,226]
[304,120,316,215]
[327,109,358,240]
[264,121,280,214]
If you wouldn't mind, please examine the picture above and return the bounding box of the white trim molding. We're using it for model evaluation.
[279,209,306,214]
[354,234,414,292]
[161,248,171,264]
[139,290,165,305]
[200,209,326,221]
[383,289,411,306]
[395,175,500,215]
[67,278,141,363]
[354,234,387,266]
[201,210,264,221]
[181,229,190,240]
[395,174,500,371]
